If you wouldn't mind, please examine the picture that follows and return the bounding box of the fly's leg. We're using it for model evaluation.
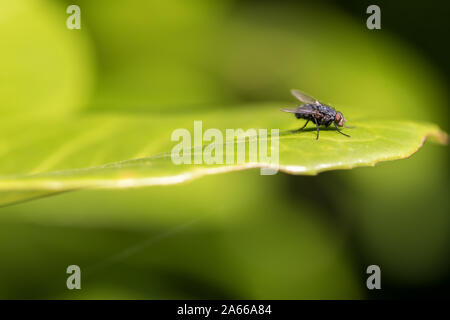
[334,122,351,138]
[300,119,310,130]
[293,120,309,132]
[314,118,320,140]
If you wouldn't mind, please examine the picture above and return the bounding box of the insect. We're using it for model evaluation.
[281,89,350,140]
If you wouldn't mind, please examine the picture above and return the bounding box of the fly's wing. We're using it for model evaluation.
[290,89,320,105]
[280,105,316,115]
[280,108,298,113]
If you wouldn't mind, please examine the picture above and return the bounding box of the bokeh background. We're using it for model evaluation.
[0,0,448,299]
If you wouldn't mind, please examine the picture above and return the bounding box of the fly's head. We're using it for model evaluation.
[335,111,346,127]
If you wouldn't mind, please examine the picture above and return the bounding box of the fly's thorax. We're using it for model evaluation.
[317,104,336,116]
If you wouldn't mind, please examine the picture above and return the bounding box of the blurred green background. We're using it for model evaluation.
[0,0,448,299]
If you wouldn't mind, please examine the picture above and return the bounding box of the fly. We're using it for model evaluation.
[281,89,350,140]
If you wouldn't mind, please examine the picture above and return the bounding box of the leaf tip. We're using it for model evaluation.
[429,127,449,145]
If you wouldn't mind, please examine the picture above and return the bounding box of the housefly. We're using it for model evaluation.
[281,89,350,140]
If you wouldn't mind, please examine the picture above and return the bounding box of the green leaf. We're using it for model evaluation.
[0,105,447,206]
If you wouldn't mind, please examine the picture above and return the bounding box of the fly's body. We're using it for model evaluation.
[292,103,337,126]
[281,90,350,140]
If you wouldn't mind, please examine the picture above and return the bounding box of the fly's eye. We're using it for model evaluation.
[335,112,345,126]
